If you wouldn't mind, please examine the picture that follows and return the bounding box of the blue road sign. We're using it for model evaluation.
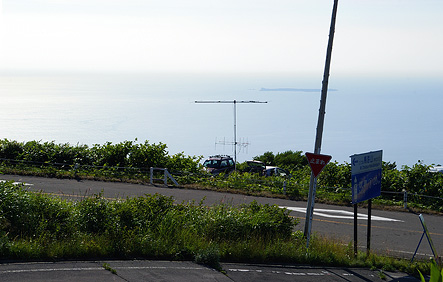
[350,150,382,204]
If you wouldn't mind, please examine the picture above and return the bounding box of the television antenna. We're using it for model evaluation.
[215,137,250,154]
[195,100,267,169]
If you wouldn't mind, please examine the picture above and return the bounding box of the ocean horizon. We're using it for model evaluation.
[1,71,442,168]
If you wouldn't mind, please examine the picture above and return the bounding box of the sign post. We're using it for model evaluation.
[304,152,332,248]
[303,0,338,248]
[350,150,382,256]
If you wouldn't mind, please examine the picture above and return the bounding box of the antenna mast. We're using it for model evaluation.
[195,100,267,169]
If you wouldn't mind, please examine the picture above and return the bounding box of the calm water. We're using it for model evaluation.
[1,71,442,167]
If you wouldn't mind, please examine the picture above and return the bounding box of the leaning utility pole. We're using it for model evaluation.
[195,100,267,169]
[304,0,339,248]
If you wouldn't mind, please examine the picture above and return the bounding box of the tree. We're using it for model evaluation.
[274,150,307,171]
[253,151,275,166]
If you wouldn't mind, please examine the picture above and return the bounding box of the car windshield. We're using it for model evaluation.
[248,161,264,168]
[203,160,220,168]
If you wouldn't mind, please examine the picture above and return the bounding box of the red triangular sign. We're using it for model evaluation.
[305,152,332,178]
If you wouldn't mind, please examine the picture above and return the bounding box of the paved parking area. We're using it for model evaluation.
[0,260,419,282]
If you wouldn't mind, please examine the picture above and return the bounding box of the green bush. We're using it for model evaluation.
[77,193,117,234]
[114,194,175,232]
[0,139,23,160]
[0,181,432,275]
[0,139,200,173]
[253,150,307,171]
[0,181,74,239]
[318,161,351,189]
[0,181,299,259]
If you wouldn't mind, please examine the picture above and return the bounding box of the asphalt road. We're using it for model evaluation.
[1,174,440,281]
[0,260,419,282]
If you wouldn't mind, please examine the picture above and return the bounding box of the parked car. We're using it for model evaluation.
[264,166,290,177]
[242,160,266,176]
[429,166,443,173]
[243,160,290,178]
[202,155,235,175]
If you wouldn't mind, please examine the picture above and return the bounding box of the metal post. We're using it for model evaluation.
[74,163,80,178]
[304,0,339,246]
[411,232,425,263]
[305,174,317,247]
[367,199,372,256]
[233,100,237,169]
[403,190,408,209]
[354,203,358,257]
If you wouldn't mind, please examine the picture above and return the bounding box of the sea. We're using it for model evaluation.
[1,71,442,168]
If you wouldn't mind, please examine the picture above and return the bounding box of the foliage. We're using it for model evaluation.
[0,182,74,239]
[1,139,443,211]
[0,181,432,276]
[254,150,307,171]
[0,181,296,260]
[318,161,351,189]
[0,138,201,173]
[418,259,442,282]
[253,151,275,166]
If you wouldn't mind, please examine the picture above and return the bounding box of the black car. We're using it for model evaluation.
[242,160,266,176]
[202,155,235,175]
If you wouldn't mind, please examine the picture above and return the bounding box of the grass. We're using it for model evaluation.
[0,181,433,277]
[103,263,117,274]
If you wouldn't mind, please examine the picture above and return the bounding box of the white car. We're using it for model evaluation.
[264,166,290,177]
[429,166,443,173]
[243,161,290,177]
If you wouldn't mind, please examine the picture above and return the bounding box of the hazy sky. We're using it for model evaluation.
[1,0,442,76]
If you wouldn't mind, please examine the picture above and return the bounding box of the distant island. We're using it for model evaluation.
[260,88,338,92]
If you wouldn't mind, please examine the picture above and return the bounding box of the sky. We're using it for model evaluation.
[1,0,442,76]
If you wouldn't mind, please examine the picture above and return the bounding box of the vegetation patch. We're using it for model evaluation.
[1,139,442,213]
[0,181,433,277]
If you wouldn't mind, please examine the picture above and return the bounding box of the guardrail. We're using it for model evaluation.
[149,167,178,186]
[0,158,179,187]
[322,186,443,210]
[381,190,443,209]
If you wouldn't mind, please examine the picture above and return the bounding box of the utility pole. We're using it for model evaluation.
[195,100,267,169]
[304,0,339,248]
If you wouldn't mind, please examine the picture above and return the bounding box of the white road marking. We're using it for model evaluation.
[229,269,329,276]
[281,206,403,222]
[0,266,205,274]
[0,268,103,274]
[228,268,378,278]
[0,180,33,186]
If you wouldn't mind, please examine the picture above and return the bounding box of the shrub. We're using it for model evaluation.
[0,139,201,173]
[76,193,117,234]
[0,181,74,239]
[0,139,23,160]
